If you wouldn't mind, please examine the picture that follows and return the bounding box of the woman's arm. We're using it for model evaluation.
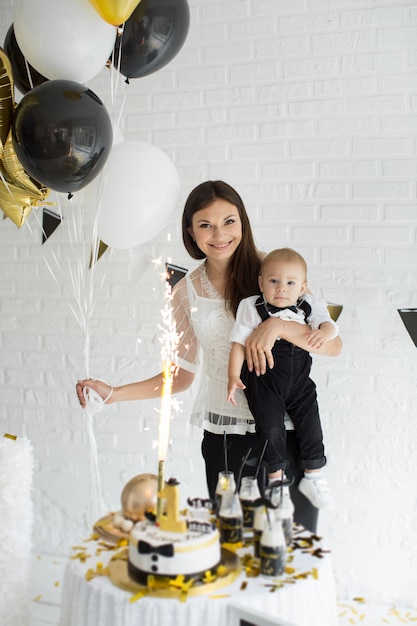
[76,366,195,409]
[245,318,342,375]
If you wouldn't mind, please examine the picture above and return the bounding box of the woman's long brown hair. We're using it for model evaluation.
[182,180,261,316]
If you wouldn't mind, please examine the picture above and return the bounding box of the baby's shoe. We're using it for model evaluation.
[298,475,334,510]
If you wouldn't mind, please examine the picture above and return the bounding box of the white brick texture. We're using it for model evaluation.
[1,0,417,607]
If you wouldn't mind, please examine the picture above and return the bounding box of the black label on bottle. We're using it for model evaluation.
[240,498,257,528]
[219,515,242,543]
[260,545,286,576]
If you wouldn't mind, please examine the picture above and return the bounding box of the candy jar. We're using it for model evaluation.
[215,470,236,514]
[260,518,287,577]
[253,503,267,558]
[239,476,261,529]
[218,490,243,544]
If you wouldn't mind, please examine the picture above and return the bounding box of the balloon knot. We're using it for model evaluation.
[67,193,73,200]
[125,78,130,85]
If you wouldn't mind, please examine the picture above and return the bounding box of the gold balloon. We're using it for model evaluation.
[89,0,142,26]
[1,130,46,196]
[121,473,158,522]
[0,48,14,148]
[0,122,51,228]
[0,178,51,227]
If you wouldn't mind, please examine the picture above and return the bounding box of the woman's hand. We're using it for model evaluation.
[75,367,195,408]
[76,379,114,408]
[245,318,343,375]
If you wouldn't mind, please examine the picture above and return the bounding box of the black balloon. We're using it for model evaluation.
[4,24,48,95]
[111,0,190,79]
[12,80,113,194]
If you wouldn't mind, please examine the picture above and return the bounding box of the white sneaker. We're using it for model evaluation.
[298,476,334,510]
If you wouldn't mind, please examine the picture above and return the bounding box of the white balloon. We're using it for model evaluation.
[96,141,180,250]
[14,0,116,83]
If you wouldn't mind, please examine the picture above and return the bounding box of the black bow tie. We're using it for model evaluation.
[266,304,298,315]
[138,540,174,557]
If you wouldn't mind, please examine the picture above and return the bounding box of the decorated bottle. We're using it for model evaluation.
[260,519,287,577]
[218,490,243,544]
[215,470,236,515]
[274,493,294,547]
[253,503,267,558]
[239,476,261,529]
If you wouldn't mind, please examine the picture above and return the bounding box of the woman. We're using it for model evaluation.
[76,181,342,531]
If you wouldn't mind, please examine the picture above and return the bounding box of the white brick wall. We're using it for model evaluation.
[1,0,417,607]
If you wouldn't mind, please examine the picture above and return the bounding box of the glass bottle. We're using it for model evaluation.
[260,518,287,577]
[239,476,261,529]
[253,503,267,558]
[218,490,243,544]
[215,470,236,515]
[274,493,294,547]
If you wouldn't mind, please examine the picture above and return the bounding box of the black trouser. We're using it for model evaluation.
[201,429,319,533]
[241,340,326,474]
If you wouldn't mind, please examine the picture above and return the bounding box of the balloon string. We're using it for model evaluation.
[24,57,34,91]
[62,198,106,527]
[83,386,110,525]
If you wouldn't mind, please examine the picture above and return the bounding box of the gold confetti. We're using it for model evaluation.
[85,563,109,581]
[32,595,42,602]
[70,551,91,563]
[202,570,217,584]
[129,590,148,602]
[169,575,195,593]
[216,565,228,577]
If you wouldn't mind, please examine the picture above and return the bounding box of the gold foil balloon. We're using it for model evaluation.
[0,47,14,148]
[0,49,51,228]
[121,473,158,522]
[89,0,142,25]
[0,183,34,227]
[2,130,45,196]
[0,129,50,227]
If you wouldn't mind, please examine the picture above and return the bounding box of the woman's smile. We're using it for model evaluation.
[190,198,242,262]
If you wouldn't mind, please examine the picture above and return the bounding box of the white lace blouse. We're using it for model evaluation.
[171,262,257,435]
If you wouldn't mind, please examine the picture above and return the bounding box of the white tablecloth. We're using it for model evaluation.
[59,529,338,626]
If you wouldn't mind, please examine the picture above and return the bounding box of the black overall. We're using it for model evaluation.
[240,297,326,474]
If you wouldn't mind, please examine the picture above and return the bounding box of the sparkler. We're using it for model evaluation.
[156,279,179,521]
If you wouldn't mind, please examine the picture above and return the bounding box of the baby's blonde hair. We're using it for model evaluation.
[261,247,307,280]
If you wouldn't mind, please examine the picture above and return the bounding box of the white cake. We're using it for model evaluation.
[128,478,221,584]
[128,519,221,583]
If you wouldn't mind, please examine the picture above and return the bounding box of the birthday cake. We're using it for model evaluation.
[128,478,221,584]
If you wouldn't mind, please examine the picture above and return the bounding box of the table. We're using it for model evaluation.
[59,527,339,626]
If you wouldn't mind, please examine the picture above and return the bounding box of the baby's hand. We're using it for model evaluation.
[227,377,246,406]
[305,326,334,350]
